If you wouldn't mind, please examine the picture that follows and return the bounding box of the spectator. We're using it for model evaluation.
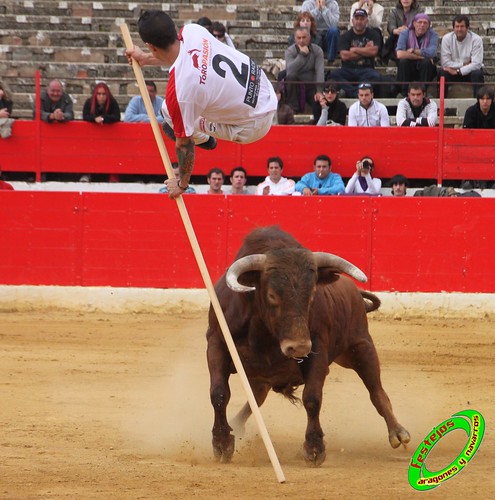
[383,0,424,65]
[159,162,196,193]
[34,79,74,122]
[295,154,344,195]
[0,166,14,190]
[284,27,324,115]
[389,174,408,196]
[256,156,295,195]
[0,80,13,117]
[396,82,438,127]
[211,21,235,48]
[0,80,14,139]
[348,1,384,52]
[316,80,347,126]
[462,85,495,129]
[206,168,225,194]
[124,80,164,123]
[301,0,340,63]
[396,13,438,97]
[438,15,484,98]
[273,84,295,125]
[348,82,389,126]
[229,166,249,194]
[82,82,121,124]
[329,9,382,98]
[288,11,321,46]
[196,17,213,30]
[345,156,382,194]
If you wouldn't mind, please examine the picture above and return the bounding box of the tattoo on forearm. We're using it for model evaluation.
[176,140,195,184]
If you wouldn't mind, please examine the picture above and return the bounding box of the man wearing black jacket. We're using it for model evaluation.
[462,85,495,129]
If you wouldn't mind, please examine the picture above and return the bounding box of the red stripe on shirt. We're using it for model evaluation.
[166,68,187,138]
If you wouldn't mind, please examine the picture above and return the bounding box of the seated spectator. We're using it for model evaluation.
[288,11,321,47]
[329,9,382,98]
[438,15,484,98]
[389,174,408,196]
[34,79,74,122]
[284,27,324,115]
[301,0,340,63]
[316,81,347,126]
[295,154,344,195]
[383,0,424,66]
[124,80,164,123]
[159,162,196,194]
[82,82,121,124]
[273,84,295,125]
[396,82,438,127]
[0,80,13,118]
[211,21,235,48]
[396,14,438,97]
[348,1,384,52]
[0,166,14,190]
[206,168,225,194]
[345,156,382,194]
[256,156,295,195]
[462,85,495,129]
[196,17,213,30]
[229,166,249,194]
[348,83,389,126]
[0,80,14,139]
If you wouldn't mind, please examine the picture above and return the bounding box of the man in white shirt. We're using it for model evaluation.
[347,82,389,126]
[126,10,277,199]
[256,157,295,195]
[438,15,484,98]
[396,82,438,127]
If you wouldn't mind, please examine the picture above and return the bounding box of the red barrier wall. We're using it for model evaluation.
[2,121,495,182]
[1,191,493,293]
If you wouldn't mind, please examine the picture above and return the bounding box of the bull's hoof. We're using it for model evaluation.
[212,433,235,463]
[389,425,411,448]
[302,442,326,467]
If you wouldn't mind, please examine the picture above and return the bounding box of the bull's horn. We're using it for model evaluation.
[313,252,368,283]
[226,254,267,292]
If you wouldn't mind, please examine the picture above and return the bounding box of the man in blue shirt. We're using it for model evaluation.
[295,154,345,195]
[124,80,164,123]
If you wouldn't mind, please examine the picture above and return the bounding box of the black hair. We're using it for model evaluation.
[452,15,470,28]
[144,80,157,91]
[477,85,495,101]
[267,156,283,169]
[196,16,213,29]
[211,21,226,37]
[314,154,331,167]
[408,81,426,93]
[230,166,247,178]
[138,10,178,49]
[207,167,225,180]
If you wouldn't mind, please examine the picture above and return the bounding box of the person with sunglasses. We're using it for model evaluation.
[348,82,389,127]
[316,81,347,125]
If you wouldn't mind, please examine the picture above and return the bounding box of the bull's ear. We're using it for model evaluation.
[316,268,340,285]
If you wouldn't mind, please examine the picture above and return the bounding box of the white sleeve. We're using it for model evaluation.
[345,172,359,193]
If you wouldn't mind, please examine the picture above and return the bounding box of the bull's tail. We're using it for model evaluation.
[273,384,302,405]
[361,291,381,313]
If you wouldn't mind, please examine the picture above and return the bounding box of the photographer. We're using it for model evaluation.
[345,156,382,195]
[315,81,347,126]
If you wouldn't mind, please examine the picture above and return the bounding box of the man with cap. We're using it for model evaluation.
[396,13,439,97]
[328,9,382,98]
[389,174,408,196]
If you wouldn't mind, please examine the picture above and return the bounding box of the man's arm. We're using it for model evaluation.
[462,34,484,74]
[379,104,390,127]
[318,174,344,195]
[124,97,148,122]
[440,33,455,68]
[420,30,438,60]
[125,46,164,67]
[320,0,340,27]
[63,97,74,121]
[396,100,409,127]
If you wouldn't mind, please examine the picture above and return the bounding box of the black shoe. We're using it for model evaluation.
[197,136,217,150]
[162,121,176,141]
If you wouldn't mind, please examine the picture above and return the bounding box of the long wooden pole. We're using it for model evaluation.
[120,23,285,483]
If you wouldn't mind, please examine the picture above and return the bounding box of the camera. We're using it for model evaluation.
[362,160,372,169]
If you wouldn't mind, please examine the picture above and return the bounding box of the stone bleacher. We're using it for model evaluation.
[0,0,493,124]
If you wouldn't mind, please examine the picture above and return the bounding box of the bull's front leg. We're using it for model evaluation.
[301,356,329,466]
[207,333,235,463]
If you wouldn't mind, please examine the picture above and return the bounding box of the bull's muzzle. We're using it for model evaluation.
[280,338,312,358]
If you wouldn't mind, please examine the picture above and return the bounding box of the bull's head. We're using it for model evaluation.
[226,249,367,359]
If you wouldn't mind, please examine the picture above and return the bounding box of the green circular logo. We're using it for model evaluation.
[408,409,485,491]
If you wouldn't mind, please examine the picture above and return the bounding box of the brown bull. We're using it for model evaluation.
[206,226,410,465]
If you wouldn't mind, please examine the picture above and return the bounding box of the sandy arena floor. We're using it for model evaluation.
[1,312,494,499]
